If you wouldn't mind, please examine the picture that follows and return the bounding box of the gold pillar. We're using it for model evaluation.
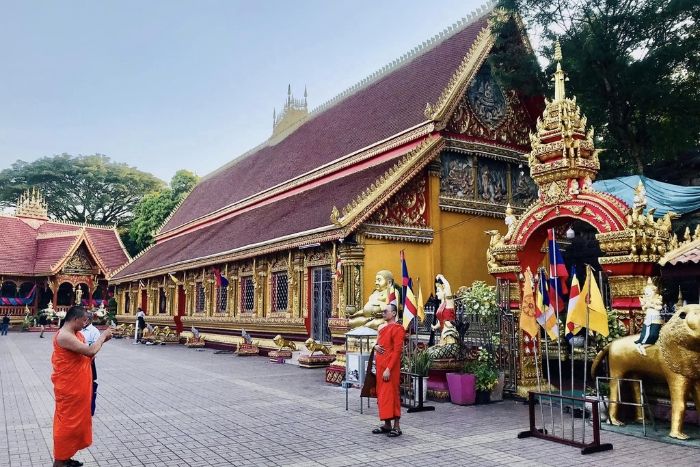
[339,237,365,319]
[255,259,267,317]
[428,156,442,285]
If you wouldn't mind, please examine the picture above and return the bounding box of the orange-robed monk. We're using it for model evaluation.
[52,306,112,467]
[372,303,406,437]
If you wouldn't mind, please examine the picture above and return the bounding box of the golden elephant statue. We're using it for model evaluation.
[592,304,700,440]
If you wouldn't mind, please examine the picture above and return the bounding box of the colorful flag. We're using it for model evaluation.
[416,279,425,323]
[548,228,569,312]
[335,256,343,280]
[212,268,229,288]
[565,265,582,341]
[536,269,559,340]
[403,278,418,330]
[387,282,397,308]
[569,266,609,336]
[139,280,145,290]
[520,267,540,338]
[400,250,409,308]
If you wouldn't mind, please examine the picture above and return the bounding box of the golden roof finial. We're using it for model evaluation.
[15,186,48,220]
[552,37,566,102]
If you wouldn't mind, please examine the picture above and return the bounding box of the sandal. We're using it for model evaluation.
[387,429,402,437]
[372,426,392,434]
[68,460,84,467]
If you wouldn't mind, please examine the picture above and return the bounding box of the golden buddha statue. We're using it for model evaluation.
[348,270,395,330]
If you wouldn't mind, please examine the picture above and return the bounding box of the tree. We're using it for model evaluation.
[489,0,700,178]
[0,154,164,225]
[127,170,199,254]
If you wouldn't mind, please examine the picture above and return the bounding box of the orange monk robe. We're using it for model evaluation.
[51,333,93,461]
[375,322,405,420]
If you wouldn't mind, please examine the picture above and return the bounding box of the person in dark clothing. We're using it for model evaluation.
[136,308,146,342]
[39,313,48,338]
[1,314,10,335]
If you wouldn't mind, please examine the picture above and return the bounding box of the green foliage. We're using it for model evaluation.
[127,170,199,254]
[0,154,164,226]
[404,350,435,377]
[472,348,500,391]
[462,281,499,318]
[490,0,700,178]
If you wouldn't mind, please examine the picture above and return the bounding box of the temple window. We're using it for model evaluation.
[1,281,17,298]
[19,282,34,298]
[195,283,205,313]
[159,288,167,314]
[240,276,254,313]
[271,272,288,312]
[216,285,227,313]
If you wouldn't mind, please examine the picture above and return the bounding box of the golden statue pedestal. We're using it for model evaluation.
[236,343,259,356]
[298,354,335,368]
[427,359,463,401]
[269,350,292,363]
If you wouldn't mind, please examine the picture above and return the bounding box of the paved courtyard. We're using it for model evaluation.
[1,332,698,467]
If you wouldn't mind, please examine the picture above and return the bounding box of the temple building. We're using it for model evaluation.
[111,3,542,350]
[0,189,131,322]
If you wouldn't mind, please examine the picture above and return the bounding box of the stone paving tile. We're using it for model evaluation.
[1,332,699,466]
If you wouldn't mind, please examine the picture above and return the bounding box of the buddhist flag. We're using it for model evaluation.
[138,280,145,290]
[569,266,609,336]
[536,269,559,340]
[400,250,409,308]
[520,267,539,338]
[403,278,418,330]
[387,282,398,308]
[335,256,343,280]
[416,279,425,323]
[548,228,568,311]
[564,265,582,341]
[212,268,229,288]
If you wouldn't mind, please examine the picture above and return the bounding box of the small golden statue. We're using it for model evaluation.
[347,270,395,330]
[273,334,297,351]
[304,337,330,356]
[634,278,663,356]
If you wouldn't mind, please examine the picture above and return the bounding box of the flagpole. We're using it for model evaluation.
[549,229,565,435]
[582,265,592,444]
[532,332,547,434]
[539,268,556,437]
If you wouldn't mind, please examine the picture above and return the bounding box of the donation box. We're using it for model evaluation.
[346,352,370,385]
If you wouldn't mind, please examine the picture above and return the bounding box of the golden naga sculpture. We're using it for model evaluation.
[304,337,331,356]
[592,305,700,440]
[634,278,663,356]
[273,334,297,351]
[347,270,395,330]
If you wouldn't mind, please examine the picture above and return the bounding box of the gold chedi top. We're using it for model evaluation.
[15,188,49,220]
[528,39,600,198]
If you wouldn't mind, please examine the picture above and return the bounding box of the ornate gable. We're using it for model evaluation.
[62,244,97,275]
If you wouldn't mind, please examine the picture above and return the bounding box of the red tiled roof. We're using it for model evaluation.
[114,156,403,279]
[0,215,130,277]
[161,15,489,234]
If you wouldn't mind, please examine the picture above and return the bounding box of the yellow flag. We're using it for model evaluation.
[520,267,540,338]
[417,279,425,322]
[569,267,609,336]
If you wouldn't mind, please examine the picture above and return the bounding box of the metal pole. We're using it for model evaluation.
[532,334,547,433]
[540,269,556,437]
[582,265,592,444]
[549,230,566,434]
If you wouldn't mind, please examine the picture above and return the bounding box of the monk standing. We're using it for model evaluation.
[372,303,405,437]
[52,306,112,467]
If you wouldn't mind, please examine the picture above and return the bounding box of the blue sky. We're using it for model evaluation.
[0,0,487,183]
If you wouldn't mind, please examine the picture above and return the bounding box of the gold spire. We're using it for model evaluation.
[15,188,49,220]
[552,38,566,102]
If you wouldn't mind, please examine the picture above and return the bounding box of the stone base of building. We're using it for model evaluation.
[298,354,335,368]
[269,350,292,363]
[236,343,259,356]
[325,365,346,385]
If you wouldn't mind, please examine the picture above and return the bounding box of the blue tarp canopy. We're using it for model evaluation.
[593,175,700,218]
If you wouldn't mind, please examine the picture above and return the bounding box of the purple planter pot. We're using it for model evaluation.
[446,373,476,405]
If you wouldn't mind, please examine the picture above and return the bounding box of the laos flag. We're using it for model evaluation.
[548,228,568,311]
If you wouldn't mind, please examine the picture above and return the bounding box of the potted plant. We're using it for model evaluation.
[462,281,498,321]
[473,348,499,404]
[404,350,434,403]
[446,359,477,405]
